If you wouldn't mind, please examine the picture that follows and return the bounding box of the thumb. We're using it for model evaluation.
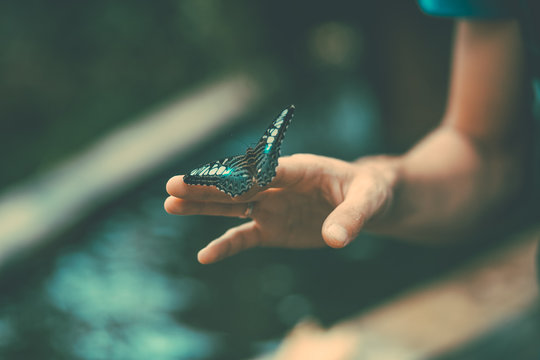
[322,173,393,248]
[321,199,367,248]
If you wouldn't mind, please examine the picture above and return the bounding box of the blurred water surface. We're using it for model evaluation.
[0,90,487,359]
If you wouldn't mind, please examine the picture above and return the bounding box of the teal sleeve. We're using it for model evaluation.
[417,0,518,18]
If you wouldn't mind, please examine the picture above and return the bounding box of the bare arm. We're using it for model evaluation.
[165,19,531,263]
[367,19,530,240]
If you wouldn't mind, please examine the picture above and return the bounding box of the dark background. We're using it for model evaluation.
[4,1,516,360]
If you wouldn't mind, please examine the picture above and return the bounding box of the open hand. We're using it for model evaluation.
[165,153,397,264]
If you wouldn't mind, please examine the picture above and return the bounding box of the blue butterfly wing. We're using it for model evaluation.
[253,105,294,186]
[183,105,294,195]
[183,155,253,197]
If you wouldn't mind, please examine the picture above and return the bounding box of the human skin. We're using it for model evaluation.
[165,20,531,264]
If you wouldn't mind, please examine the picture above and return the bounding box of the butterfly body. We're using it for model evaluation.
[183,105,295,197]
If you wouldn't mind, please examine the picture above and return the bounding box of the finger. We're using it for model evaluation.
[166,175,264,203]
[269,155,311,188]
[197,221,261,264]
[166,175,244,202]
[269,154,343,188]
[164,196,253,218]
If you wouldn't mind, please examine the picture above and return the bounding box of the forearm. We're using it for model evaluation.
[362,19,529,242]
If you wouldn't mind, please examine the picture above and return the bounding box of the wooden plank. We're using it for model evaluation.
[256,226,539,360]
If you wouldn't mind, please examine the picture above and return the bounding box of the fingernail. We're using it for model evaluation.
[326,224,349,246]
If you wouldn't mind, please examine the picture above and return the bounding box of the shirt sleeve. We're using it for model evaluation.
[417,0,518,18]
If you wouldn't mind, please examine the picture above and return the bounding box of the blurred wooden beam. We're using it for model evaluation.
[0,74,259,265]
[256,226,539,360]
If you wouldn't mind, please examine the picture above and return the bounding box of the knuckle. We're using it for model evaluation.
[223,237,233,256]
[237,232,248,251]
[223,227,236,237]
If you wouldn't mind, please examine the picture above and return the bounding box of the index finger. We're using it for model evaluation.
[166,175,261,202]
[167,154,318,202]
[268,154,321,188]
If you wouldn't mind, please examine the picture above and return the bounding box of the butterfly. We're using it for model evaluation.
[183,105,295,197]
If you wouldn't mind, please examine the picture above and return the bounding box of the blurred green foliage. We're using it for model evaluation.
[0,0,266,189]
[0,0,397,191]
